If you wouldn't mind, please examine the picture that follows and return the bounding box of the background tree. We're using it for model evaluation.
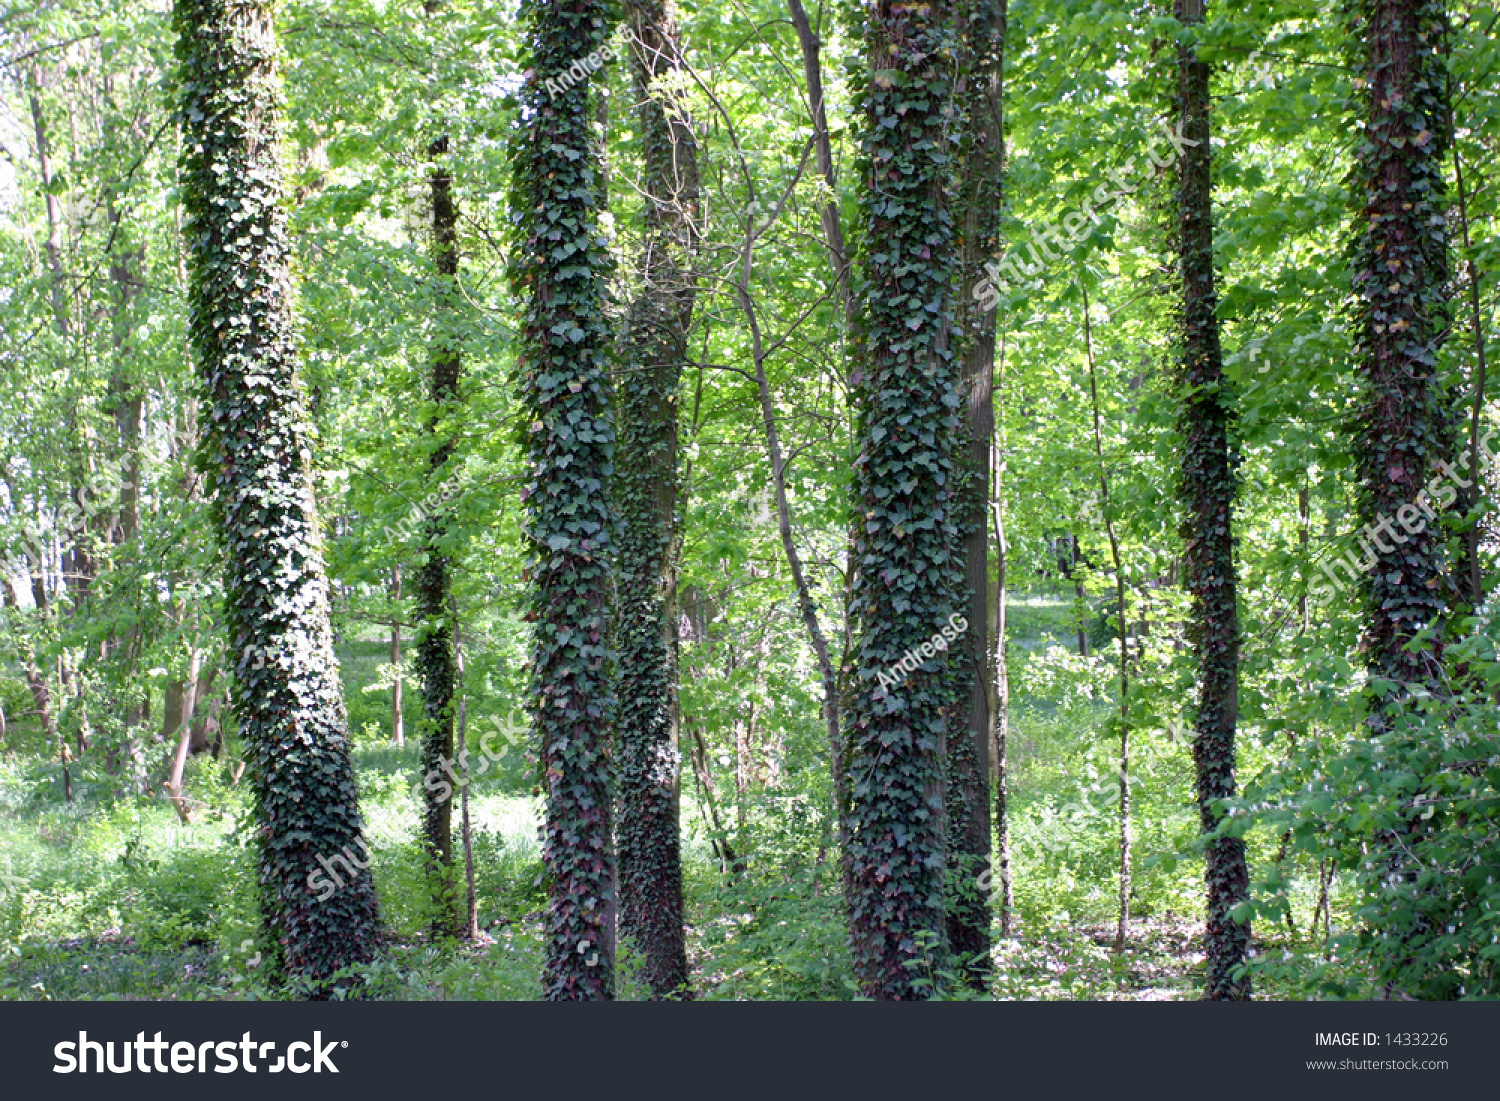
[613,0,699,999]
[946,0,1006,989]
[1172,0,1251,1001]
[414,0,464,937]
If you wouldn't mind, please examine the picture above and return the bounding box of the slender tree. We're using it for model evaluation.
[390,565,405,748]
[1173,0,1251,1001]
[174,0,380,986]
[613,0,698,998]
[513,0,618,1001]
[1080,284,1132,952]
[947,0,1007,990]
[845,0,963,999]
[786,0,852,323]
[990,409,1015,935]
[415,122,463,937]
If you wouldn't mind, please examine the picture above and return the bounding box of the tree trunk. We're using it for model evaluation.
[1073,536,1091,656]
[1352,0,1456,694]
[785,0,852,322]
[1174,0,1251,1000]
[945,0,1007,990]
[175,0,381,988]
[415,125,462,938]
[453,612,479,941]
[187,667,219,754]
[1081,283,1131,952]
[27,71,70,337]
[991,368,1015,936]
[164,648,203,824]
[516,0,619,1000]
[1349,0,1458,998]
[845,0,963,999]
[613,0,698,1000]
[391,564,404,748]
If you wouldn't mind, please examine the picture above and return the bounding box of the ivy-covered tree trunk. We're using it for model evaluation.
[1351,0,1455,695]
[174,0,380,986]
[614,0,697,1000]
[845,0,963,1000]
[1348,0,1457,997]
[1173,0,1250,1002]
[514,0,618,1001]
[415,131,463,939]
[947,0,1006,992]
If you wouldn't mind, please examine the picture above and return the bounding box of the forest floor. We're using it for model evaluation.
[0,592,1339,1000]
[992,918,1205,1000]
[0,912,1213,1001]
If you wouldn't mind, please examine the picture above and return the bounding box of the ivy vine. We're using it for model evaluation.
[175,0,381,990]
[845,0,965,1000]
[511,0,618,1001]
[1348,0,1457,700]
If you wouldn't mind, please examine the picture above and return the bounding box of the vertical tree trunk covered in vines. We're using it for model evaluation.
[1173,0,1251,1001]
[845,0,963,1000]
[514,0,618,1001]
[416,128,463,939]
[614,0,697,1000]
[1348,0,1458,997]
[947,0,1006,991]
[174,0,380,987]
[1351,0,1455,696]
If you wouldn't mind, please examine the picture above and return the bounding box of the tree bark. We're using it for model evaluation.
[415,126,463,938]
[1348,0,1458,998]
[1351,0,1456,694]
[1174,0,1251,1000]
[613,0,698,999]
[516,0,619,1000]
[845,0,963,999]
[175,0,381,988]
[164,648,203,824]
[945,0,1007,990]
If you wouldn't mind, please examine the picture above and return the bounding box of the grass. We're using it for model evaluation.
[0,594,1354,1000]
